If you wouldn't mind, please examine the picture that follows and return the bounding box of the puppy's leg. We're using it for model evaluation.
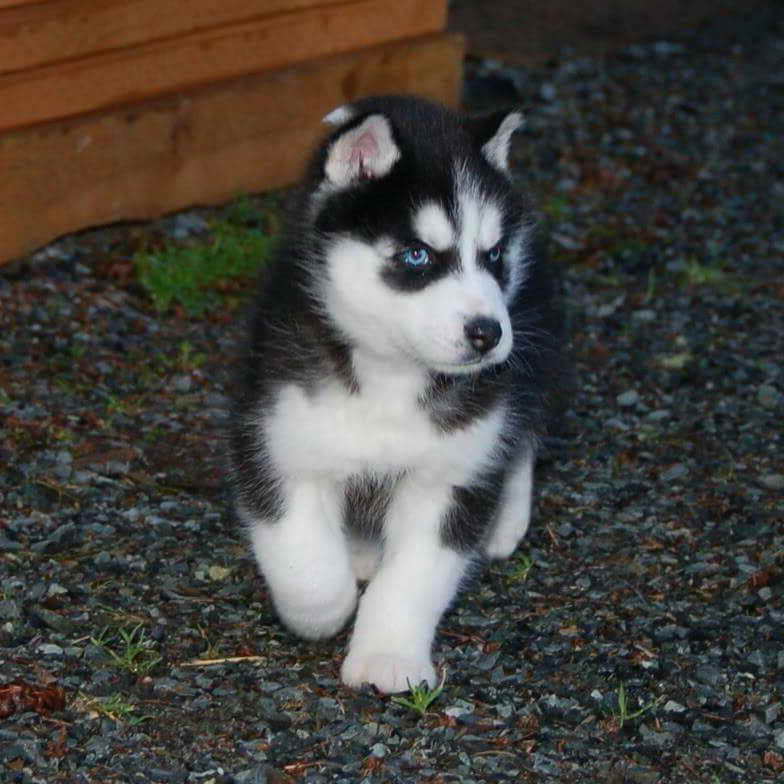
[341,479,471,694]
[243,479,357,640]
[485,450,535,560]
[348,537,382,582]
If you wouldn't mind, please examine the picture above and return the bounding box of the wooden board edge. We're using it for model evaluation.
[0,0,446,133]
[0,33,465,266]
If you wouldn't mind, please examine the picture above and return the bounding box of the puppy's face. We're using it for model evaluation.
[312,107,530,374]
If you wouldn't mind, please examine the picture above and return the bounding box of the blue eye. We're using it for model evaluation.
[486,244,503,263]
[397,246,431,268]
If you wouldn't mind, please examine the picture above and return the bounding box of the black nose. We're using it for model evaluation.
[464,317,502,354]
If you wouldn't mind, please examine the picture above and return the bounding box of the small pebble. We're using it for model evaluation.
[172,374,193,393]
[557,522,575,537]
[757,384,780,409]
[207,565,232,581]
[775,729,784,750]
[37,643,64,656]
[617,390,639,407]
[663,700,686,713]
[632,309,656,322]
[758,474,784,490]
[764,703,781,724]
[445,700,475,718]
[695,665,723,685]
[661,463,688,481]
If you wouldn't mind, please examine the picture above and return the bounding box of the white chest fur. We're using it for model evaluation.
[262,352,505,486]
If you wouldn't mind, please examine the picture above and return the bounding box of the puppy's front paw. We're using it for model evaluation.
[484,513,529,560]
[275,579,357,640]
[484,528,523,560]
[341,651,436,694]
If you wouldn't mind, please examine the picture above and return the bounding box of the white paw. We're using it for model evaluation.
[341,651,436,694]
[274,579,357,640]
[484,528,523,560]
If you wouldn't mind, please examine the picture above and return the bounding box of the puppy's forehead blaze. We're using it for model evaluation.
[478,203,503,250]
[457,191,504,263]
[412,199,503,252]
[413,202,454,251]
[463,195,503,247]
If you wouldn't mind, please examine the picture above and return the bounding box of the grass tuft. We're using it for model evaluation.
[91,623,162,676]
[681,256,726,286]
[76,692,152,726]
[134,198,276,316]
[610,683,664,730]
[391,670,446,717]
[507,552,535,582]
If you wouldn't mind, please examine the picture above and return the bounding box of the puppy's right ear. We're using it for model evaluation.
[468,110,524,173]
[323,114,400,187]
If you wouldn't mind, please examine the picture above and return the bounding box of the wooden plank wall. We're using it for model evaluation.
[0,0,463,263]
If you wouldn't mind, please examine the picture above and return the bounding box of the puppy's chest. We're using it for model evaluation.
[266,376,504,482]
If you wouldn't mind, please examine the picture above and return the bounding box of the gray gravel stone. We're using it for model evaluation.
[30,521,77,553]
[173,374,193,393]
[774,729,784,750]
[31,606,76,634]
[663,700,686,713]
[234,768,269,784]
[758,473,784,490]
[0,600,21,620]
[531,753,559,776]
[763,703,780,724]
[757,384,780,409]
[445,699,475,718]
[694,665,723,685]
[36,643,64,656]
[616,389,640,407]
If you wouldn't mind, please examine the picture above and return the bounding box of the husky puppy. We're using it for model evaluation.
[229,95,560,694]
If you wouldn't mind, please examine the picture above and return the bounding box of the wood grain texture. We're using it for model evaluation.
[0,0,378,74]
[0,0,40,9]
[0,0,447,132]
[0,33,464,264]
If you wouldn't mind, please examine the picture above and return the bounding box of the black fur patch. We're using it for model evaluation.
[440,470,507,552]
[421,369,509,433]
[343,473,399,540]
[229,414,285,523]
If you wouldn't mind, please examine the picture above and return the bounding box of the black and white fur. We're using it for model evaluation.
[229,96,560,693]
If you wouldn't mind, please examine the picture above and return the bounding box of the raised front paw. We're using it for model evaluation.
[341,651,436,694]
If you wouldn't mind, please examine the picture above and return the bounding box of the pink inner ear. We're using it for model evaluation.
[347,130,380,177]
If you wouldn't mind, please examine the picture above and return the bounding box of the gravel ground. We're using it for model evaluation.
[2,20,784,784]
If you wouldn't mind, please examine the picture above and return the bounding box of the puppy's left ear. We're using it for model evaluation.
[469,110,524,173]
[322,113,400,187]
